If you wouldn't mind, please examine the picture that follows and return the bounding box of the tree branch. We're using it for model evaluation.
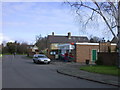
[65,0,118,40]
[92,0,118,39]
[84,11,94,26]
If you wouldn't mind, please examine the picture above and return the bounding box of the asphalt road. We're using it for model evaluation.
[0,56,2,90]
[2,55,117,88]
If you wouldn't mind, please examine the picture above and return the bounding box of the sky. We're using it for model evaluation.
[1,1,117,44]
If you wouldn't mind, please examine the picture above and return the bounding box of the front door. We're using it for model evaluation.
[92,50,97,62]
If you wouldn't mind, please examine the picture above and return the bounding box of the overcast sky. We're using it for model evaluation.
[1,1,117,44]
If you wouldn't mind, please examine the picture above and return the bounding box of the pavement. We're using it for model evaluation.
[53,61,120,87]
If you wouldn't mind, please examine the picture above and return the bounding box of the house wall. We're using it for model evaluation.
[47,43,71,60]
[75,44,99,63]
[99,42,110,52]
[27,46,39,57]
[99,42,117,52]
[47,49,59,60]
[111,45,117,52]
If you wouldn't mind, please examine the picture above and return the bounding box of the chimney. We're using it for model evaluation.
[52,32,54,36]
[68,32,71,39]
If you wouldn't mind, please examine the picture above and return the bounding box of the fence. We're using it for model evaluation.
[97,52,118,65]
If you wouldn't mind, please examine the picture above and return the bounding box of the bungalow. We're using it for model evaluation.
[46,32,89,59]
[58,42,117,64]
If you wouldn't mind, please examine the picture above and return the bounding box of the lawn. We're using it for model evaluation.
[80,65,120,76]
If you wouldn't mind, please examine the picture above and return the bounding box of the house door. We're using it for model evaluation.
[92,50,97,62]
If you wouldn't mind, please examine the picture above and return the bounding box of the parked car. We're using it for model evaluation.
[33,54,51,64]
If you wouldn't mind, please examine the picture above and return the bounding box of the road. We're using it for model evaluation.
[0,56,2,90]
[2,55,117,88]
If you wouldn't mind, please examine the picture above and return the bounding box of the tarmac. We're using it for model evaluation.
[52,61,120,87]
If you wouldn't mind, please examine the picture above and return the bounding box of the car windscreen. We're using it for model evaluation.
[38,55,47,58]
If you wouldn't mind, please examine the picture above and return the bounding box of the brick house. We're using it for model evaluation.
[74,43,99,63]
[46,32,89,60]
[27,45,39,57]
[98,41,117,65]
[99,42,117,52]
[75,42,117,63]
[58,42,117,63]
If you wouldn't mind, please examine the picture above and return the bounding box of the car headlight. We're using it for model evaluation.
[48,59,51,61]
[38,58,41,60]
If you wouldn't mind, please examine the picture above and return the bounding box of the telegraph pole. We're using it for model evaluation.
[118,1,120,68]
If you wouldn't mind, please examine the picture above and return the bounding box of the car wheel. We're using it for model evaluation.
[36,60,39,64]
[48,62,50,64]
[33,60,36,63]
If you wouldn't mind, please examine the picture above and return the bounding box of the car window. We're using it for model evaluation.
[38,55,47,58]
[34,55,38,57]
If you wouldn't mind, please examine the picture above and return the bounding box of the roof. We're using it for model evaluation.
[76,43,116,46]
[47,35,89,43]
[76,43,99,45]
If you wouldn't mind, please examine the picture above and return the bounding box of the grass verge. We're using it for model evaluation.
[2,53,12,55]
[2,53,27,55]
[80,65,120,76]
[26,56,33,58]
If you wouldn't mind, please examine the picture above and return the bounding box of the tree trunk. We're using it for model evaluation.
[118,1,120,68]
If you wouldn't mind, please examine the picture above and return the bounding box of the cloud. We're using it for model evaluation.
[2,0,116,2]
[2,0,65,2]
[2,2,36,16]
[0,33,14,44]
[3,22,27,26]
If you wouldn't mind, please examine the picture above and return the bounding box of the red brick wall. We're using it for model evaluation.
[76,45,99,63]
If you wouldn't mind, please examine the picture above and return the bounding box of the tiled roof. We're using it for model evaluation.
[47,35,89,43]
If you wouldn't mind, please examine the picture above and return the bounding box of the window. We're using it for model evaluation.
[50,51,56,55]
[51,44,59,49]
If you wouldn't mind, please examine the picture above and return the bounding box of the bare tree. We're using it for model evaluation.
[65,0,120,67]
[35,34,47,51]
[90,36,103,43]
[17,42,28,54]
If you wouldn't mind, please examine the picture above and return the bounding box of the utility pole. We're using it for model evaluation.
[118,1,120,68]
[14,41,17,55]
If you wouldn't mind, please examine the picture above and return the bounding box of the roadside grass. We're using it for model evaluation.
[26,56,33,58]
[16,54,27,55]
[80,65,120,76]
[2,53,27,55]
[2,53,12,55]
